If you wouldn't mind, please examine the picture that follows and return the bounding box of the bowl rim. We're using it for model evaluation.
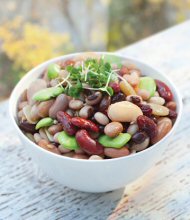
[9,51,183,163]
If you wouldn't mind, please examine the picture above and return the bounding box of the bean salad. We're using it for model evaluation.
[17,55,178,160]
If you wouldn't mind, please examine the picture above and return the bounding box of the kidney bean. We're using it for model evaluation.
[109,82,120,93]
[127,123,138,136]
[131,137,150,152]
[38,100,54,118]
[104,146,130,158]
[79,105,94,119]
[166,101,176,111]
[57,111,77,135]
[89,131,100,139]
[156,80,173,102]
[148,103,169,116]
[137,115,158,139]
[94,112,109,125]
[71,117,99,132]
[149,97,165,105]
[111,92,126,104]
[85,91,102,105]
[151,117,172,144]
[19,121,37,134]
[69,99,83,110]
[99,95,111,112]
[104,122,123,137]
[49,94,69,118]
[27,79,47,105]
[48,124,63,136]
[75,130,104,155]
[38,139,61,154]
[168,109,177,119]
[132,131,147,144]
[89,155,103,160]
[126,95,142,104]
[66,109,74,117]
[138,104,152,117]
[137,89,150,100]
[73,154,89,159]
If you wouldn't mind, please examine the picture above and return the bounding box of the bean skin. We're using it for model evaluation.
[71,117,99,132]
[104,146,130,158]
[75,130,104,155]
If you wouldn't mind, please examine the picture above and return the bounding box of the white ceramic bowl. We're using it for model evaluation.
[9,52,182,193]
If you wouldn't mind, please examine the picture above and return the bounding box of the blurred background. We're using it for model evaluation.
[0,0,190,101]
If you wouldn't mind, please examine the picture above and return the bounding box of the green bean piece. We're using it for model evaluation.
[139,77,156,97]
[47,63,60,79]
[98,133,131,148]
[35,117,54,130]
[58,131,79,150]
[33,87,64,101]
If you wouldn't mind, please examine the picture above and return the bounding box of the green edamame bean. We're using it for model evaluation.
[139,77,156,97]
[98,133,131,148]
[58,131,79,150]
[35,117,54,130]
[47,63,60,79]
[33,87,64,101]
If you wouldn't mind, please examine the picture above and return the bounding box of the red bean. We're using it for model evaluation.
[138,104,152,117]
[56,111,77,135]
[71,117,99,132]
[137,115,158,139]
[168,109,177,119]
[156,80,173,102]
[75,130,104,155]
[109,82,120,93]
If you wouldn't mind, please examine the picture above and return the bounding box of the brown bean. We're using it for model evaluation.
[104,147,130,158]
[20,89,27,102]
[49,94,69,118]
[151,117,172,144]
[69,99,83,110]
[79,105,94,119]
[48,124,63,136]
[58,145,71,153]
[38,139,61,154]
[166,101,176,111]
[104,122,123,137]
[18,101,28,111]
[30,104,41,122]
[73,154,89,159]
[131,137,150,152]
[126,95,142,104]
[27,79,47,105]
[38,100,54,118]
[94,112,109,125]
[85,92,102,105]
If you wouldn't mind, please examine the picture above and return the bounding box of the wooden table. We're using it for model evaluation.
[1,21,190,220]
